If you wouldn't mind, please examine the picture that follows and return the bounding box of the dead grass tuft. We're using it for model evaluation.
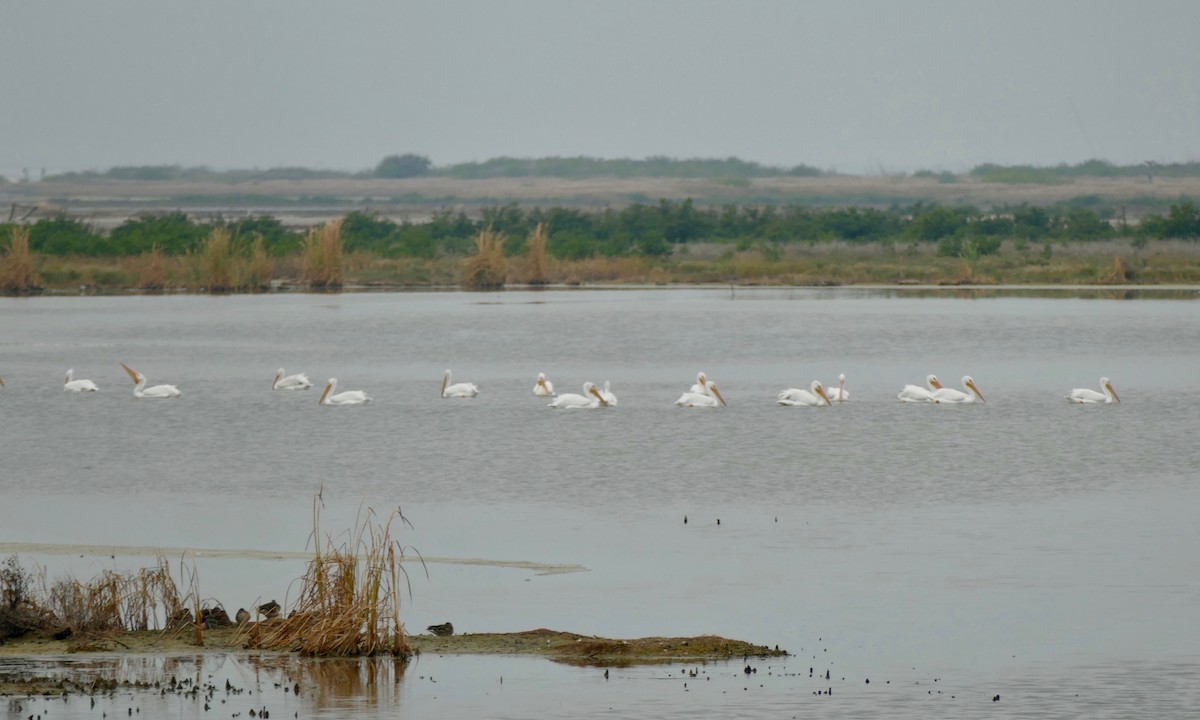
[302,220,345,289]
[241,490,418,657]
[1,225,42,294]
[462,227,508,289]
[242,235,275,290]
[135,245,167,291]
[523,223,550,284]
[201,226,235,292]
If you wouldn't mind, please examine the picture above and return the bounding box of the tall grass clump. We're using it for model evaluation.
[201,226,235,292]
[244,491,418,658]
[302,220,344,289]
[243,235,275,291]
[1,225,42,294]
[45,555,197,636]
[136,244,167,291]
[523,222,550,285]
[461,226,507,289]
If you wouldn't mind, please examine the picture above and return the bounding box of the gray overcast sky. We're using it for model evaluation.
[2,1,1199,176]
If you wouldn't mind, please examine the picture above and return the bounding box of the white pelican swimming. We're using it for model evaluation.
[120,363,181,399]
[533,372,555,397]
[549,381,607,409]
[441,369,479,398]
[1067,377,1120,404]
[898,374,944,402]
[778,380,832,406]
[319,378,370,406]
[930,375,986,404]
[826,373,849,402]
[598,380,618,406]
[273,368,313,391]
[64,369,99,392]
[688,372,711,396]
[676,379,727,408]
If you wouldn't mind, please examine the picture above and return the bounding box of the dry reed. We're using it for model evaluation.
[302,220,345,289]
[523,222,550,284]
[136,245,167,290]
[1,225,41,294]
[243,235,275,290]
[201,226,235,292]
[461,227,507,289]
[243,491,417,657]
[42,555,195,636]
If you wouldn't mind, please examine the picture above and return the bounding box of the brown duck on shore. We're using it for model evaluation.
[427,622,454,636]
[258,600,281,619]
[235,608,250,625]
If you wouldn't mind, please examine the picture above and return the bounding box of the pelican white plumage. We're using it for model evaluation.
[898,374,944,402]
[64,369,99,392]
[273,368,313,391]
[549,382,607,409]
[120,363,181,399]
[319,378,370,406]
[688,372,710,396]
[676,379,727,408]
[778,380,832,406]
[1067,377,1120,404]
[533,372,555,397]
[598,380,618,406]
[826,373,849,402]
[441,369,479,398]
[930,375,986,404]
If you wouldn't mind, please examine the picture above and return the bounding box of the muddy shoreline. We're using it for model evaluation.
[0,626,786,695]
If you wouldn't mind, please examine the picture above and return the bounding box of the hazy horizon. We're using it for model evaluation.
[3,1,1199,178]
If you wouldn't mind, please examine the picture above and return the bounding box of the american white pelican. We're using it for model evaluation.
[64,369,99,392]
[273,368,313,391]
[898,374,944,402]
[533,372,555,397]
[826,373,849,402]
[319,378,370,405]
[549,382,607,409]
[676,379,727,408]
[778,380,832,406]
[120,363,181,399]
[598,380,618,407]
[688,372,711,396]
[1067,377,1120,404]
[931,375,986,404]
[441,369,479,398]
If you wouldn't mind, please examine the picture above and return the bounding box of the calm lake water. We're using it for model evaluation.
[2,287,1199,718]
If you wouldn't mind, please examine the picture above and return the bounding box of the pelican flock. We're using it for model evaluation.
[3,364,1132,410]
[533,372,555,397]
[441,369,479,398]
[120,363,181,399]
[273,368,313,391]
[548,382,607,409]
[64,369,99,392]
[1067,377,1120,404]
[319,378,370,406]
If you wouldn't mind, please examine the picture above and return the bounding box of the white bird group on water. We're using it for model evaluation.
[0,367,1122,407]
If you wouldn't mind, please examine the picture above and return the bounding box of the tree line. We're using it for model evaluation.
[4,200,1199,261]
[31,156,1200,184]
